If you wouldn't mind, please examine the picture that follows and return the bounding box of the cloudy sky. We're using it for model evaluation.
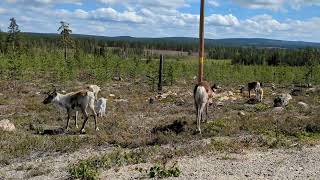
[0,0,320,42]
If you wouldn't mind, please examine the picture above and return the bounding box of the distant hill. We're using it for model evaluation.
[23,32,320,49]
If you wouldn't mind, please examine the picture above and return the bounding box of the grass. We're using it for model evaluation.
[0,52,320,179]
[1,77,319,164]
[69,148,150,180]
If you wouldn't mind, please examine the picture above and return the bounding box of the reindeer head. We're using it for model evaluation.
[43,89,57,104]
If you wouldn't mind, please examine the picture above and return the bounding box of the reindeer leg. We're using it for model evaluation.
[66,108,71,131]
[197,106,201,134]
[199,103,206,134]
[205,103,209,122]
[80,107,89,134]
[75,111,79,128]
[89,104,98,131]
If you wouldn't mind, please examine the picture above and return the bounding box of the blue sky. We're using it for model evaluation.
[0,0,320,42]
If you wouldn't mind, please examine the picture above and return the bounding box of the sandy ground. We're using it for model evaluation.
[1,145,320,180]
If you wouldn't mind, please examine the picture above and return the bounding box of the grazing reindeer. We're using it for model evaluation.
[43,89,98,133]
[248,81,261,98]
[96,98,107,117]
[87,85,101,99]
[194,81,214,134]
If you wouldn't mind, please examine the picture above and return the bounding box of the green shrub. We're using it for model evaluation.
[69,148,149,179]
[148,163,181,178]
[69,159,100,180]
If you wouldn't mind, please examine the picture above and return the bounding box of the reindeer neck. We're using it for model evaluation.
[52,93,69,108]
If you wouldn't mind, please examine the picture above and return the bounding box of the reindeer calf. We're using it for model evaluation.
[194,81,214,134]
[256,88,264,102]
[43,89,98,133]
[96,98,107,117]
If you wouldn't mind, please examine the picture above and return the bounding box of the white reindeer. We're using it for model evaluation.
[43,89,98,133]
[194,81,214,134]
[87,85,101,99]
[96,98,107,117]
[256,88,264,102]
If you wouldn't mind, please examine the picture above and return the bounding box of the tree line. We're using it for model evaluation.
[0,18,319,67]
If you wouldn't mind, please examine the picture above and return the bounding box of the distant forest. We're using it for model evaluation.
[0,31,319,66]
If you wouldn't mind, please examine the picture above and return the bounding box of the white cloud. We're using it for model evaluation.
[1,0,320,42]
[206,14,240,26]
[97,0,189,9]
[244,14,289,33]
[0,7,8,14]
[233,0,285,11]
[4,0,82,6]
[290,0,320,9]
[233,0,320,11]
[208,0,220,7]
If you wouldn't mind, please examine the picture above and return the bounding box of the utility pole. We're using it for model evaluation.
[198,0,205,83]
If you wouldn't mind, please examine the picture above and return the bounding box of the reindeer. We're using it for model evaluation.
[96,97,107,117]
[43,89,98,133]
[256,88,264,102]
[194,81,214,134]
[248,81,261,98]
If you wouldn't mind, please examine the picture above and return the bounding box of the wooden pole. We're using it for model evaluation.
[158,54,164,91]
[198,0,205,83]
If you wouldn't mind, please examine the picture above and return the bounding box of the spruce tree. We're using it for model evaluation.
[57,21,73,63]
[6,17,20,54]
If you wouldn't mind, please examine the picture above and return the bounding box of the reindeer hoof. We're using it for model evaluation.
[80,129,86,134]
[75,125,79,129]
[95,127,99,131]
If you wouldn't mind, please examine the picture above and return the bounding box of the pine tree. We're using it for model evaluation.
[57,21,73,63]
[6,17,20,54]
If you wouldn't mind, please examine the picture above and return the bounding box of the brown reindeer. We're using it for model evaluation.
[43,89,98,133]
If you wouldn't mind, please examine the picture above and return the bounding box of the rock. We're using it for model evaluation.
[149,97,155,104]
[109,94,115,97]
[114,99,128,103]
[238,111,245,117]
[175,99,185,106]
[216,101,224,107]
[211,83,221,91]
[274,94,292,107]
[272,107,284,113]
[291,88,303,96]
[306,88,318,95]
[0,93,3,96]
[0,119,15,132]
[112,77,122,81]
[297,102,309,109]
